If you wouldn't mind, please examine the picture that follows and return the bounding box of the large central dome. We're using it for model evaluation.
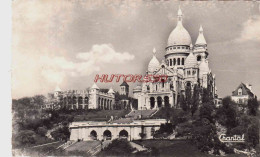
[167,8,192,47]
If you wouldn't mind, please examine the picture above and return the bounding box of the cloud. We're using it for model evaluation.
[236,15,260,42]
[12,44,134,98]
[40,44,134,83]
[76,44,135,63]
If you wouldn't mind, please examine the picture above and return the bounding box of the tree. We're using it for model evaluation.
[216,96,238,132]
[191,85,199,116]
[37,126,48,137]
[248,98,259,116]
[15,130,36,147]
[199,101,215,123]
[202,88,213,104]
[101,139,134,156]
[247,124,259,148]
[51,127,70,141]
[32,95,46,108]
[180,94,188,111]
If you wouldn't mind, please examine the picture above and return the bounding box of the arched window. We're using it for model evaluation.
[162,79,165,88]
[177,58,180,65]
[182,58,185,65]
[173,58,176,65]
[187,70,191,75]
[193,70,196,75]
[170,59,172,66]
[197,55,201,61]
[238,88,242,96]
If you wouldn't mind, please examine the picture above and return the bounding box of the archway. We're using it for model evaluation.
[186,82,191,87]
[78,97,83,104]
[119,130,128,139]
[182,58,185,65]
[197,55,201,61]
[150,97,155,109]
[85,97,88,104]
[98,97,101,109]
[107,99,110,110]
[78,97,83,109]
[90,130,97,140]
[164,96,170,108]
[124,101,127,109]
[103,130,112,140]
[68,97,72,104]
[101,98,104,109]
[157,96,162,108]
[73,96,77,104]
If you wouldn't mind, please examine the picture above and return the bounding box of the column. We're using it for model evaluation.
[76,97,79,109]
[154,100,158,109]
[82,97,85,109]
[162,98,165,107]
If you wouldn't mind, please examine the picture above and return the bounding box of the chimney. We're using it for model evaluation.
[246,83,252,92]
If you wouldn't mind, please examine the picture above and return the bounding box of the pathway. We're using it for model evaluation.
[130,141,147,152]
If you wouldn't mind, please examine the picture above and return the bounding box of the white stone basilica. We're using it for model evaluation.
[133,8,217,110]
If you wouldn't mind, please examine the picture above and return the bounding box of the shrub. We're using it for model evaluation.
[37,126,47,137]
[101,139,134,156]
[15,130,36,147]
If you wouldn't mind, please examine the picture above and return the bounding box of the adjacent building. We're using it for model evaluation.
[70,119,167,141]
[231,83,257,105]
[48,83,115,110]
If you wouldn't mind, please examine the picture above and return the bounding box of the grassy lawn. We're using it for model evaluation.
[13,141,65,157]
[133,139,247,157]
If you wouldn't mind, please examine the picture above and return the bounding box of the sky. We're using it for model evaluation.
[12,0,260,99]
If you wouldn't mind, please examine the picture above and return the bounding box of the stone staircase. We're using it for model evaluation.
[57,140,77,150]
[87,140,112,156]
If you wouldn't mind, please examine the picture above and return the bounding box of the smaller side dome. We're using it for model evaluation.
[133,85,142,92]
[185,53,197,68]
[108,87,115,94]
[91,83,100,89]
[195,25,207,46]
[148,48,160,73]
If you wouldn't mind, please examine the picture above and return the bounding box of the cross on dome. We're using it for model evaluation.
[178,6,183,19]
[153,48,156,56]
[199,25,203,33]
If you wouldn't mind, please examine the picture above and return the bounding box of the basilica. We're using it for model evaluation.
[133,8,217,110]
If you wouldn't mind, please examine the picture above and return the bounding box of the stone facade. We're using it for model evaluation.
[50,83,115,110]
[134,8,217,110]
[69,119,167,141]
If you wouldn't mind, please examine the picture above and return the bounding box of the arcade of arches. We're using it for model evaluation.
[70,119,167,141]
[60,95,114,110]
[149,96,170,109]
